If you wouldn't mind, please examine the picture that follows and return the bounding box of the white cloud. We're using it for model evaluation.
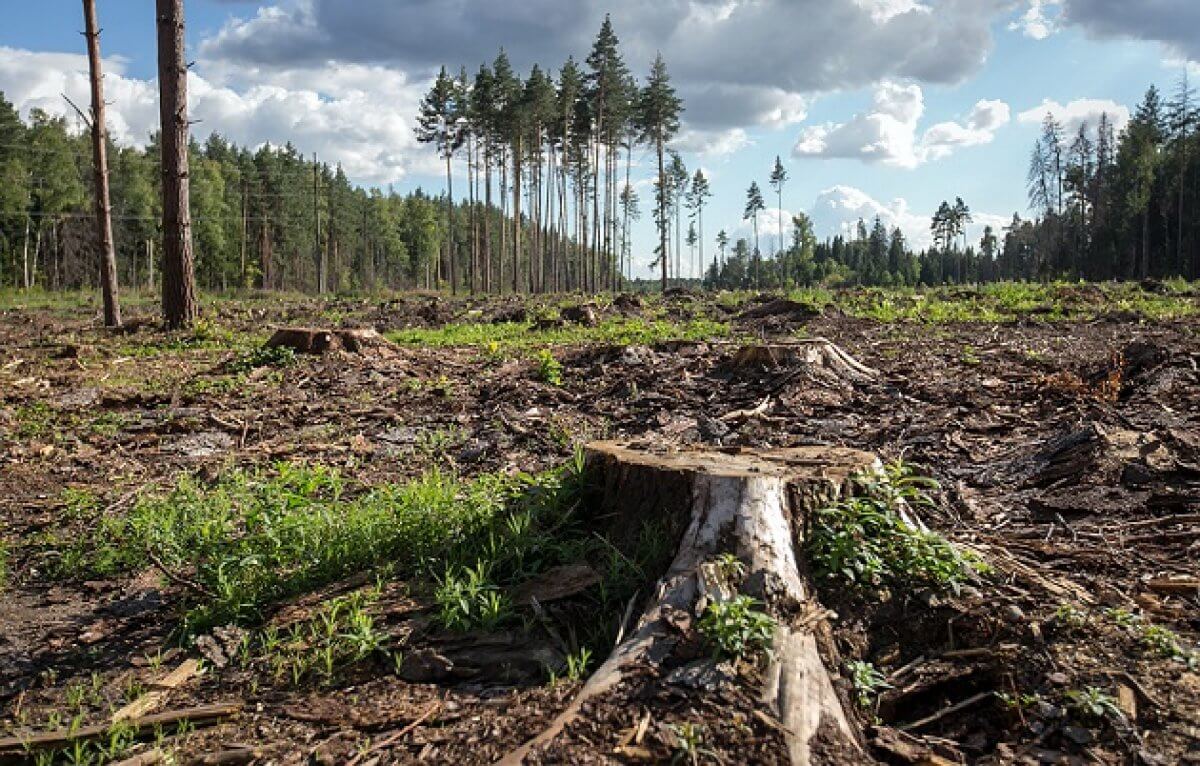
[0,46,428,185]
[674,127,753,158]
[808,185,1007,249]
[1009,0,1060,40]
[1017,97,1130,135]
[201,0,1011,135]
[793,83,1009,168]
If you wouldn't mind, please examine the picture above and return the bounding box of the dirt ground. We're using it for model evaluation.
[1,286,1198,764]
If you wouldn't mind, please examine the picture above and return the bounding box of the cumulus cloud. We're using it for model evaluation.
[674,127,753,158]
[1009,0,1059,39]
[793,83,1009,168]
[1017,97,1130,135]
[808,185,1007,249]
[200,0,1009,134]
[1012,1,1200,62]
[0,46,429,185]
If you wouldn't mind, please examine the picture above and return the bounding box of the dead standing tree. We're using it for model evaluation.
[156,0,197,329]
[82,0,121,327]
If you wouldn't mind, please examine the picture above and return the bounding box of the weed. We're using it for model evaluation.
[228,344,296,374]
[564,646,593,682]
[669,722,715,765]
[808,463,984,593]
[1053,603,1088,630]
[435,561,511,633]
[535,349,564,386]
[846,660,891,708]
[1065,686,1124,721]
[697,595,776,660]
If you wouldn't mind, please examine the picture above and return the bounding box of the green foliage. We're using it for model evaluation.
[697,595,776,660]
[668,722,714,766]
[388,317,729,350]
[253,591,390,686]
[435,561,511,633]
[808,463,985,593]
[846,660,891,709]
[1064,687,1124,721]
[535,349,564,385]
[227,344,296,374]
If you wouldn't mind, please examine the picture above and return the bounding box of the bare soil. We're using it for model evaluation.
[1,289,1198,764]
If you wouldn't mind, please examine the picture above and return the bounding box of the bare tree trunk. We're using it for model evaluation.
[21,215,31,290]
[446,151,456,295]
[512,136,522,294]
[483,144,493,294]
[83,0,122,326]
[155,0,197,329]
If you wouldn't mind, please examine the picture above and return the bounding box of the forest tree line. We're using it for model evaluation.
[701,78,1199,290]
[1,61,1197,295]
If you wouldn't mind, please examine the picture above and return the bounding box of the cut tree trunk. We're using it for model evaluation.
[730,339,879,384]
[500,441,879,766]
[265,327,397,356]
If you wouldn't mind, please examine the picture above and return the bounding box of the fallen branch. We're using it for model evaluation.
[0,703,240,755]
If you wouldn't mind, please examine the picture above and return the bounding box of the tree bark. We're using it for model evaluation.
[155,0,197,329]
[500,441,877,765]
[83,0,122,326]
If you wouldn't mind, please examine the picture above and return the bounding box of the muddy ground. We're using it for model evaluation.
[1,286,1198,764]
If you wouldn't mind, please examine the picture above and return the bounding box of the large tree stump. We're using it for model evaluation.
[265,327,396,355]
[731,339,878,383]
[501,441,880,765]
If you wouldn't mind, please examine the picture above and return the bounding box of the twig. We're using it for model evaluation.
[346,701,440,765]
[145,548,215,598]
[898,691,993,731]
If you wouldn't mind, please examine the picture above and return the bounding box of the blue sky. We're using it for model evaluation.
[1,1,1196,276]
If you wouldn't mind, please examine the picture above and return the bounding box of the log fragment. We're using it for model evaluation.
[500,441,880,765]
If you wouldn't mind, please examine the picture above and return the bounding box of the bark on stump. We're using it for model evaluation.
[501,441,880,766]
[731,340,879,384]
[265,327,397,355]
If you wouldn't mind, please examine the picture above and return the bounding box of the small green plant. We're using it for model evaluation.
[846,660,891,708]
[435,561,511,633]
[714,553,746,581]
[228,344,296,374]
[1054,603,1088,629]
[1065,686,1124,721]
[564,646,593,682]
[669,722,715,765]
[808,463,985,593]
[534,349,564,386]
[697,596,776,659]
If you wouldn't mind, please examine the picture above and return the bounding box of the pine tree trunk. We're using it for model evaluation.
[84,0,122,326]
[484,146,493,294]
[657,130,667,293]
[513,137,522,294]
[155,0,196,328]
[446,152,456,295]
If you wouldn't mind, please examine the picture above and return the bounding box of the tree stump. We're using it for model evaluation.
[501,441,880,765]
[265,327,396,356]
[731,339,879,384]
